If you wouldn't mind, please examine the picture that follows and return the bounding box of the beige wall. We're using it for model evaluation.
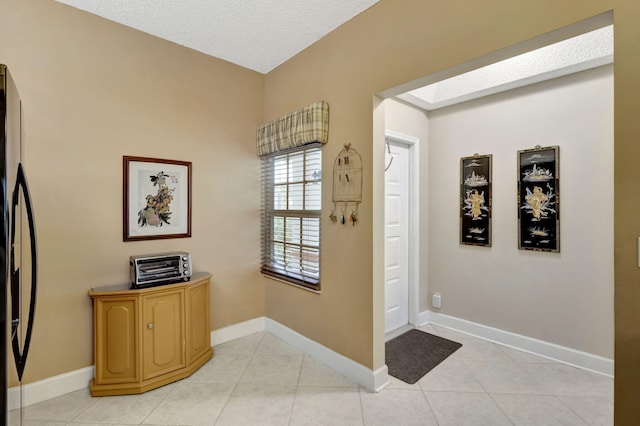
[376,68,615,362]
[264,0,614,368]
[263,1,640,422]
[0,0,265,386]
[428,66,613,358]
[3,0,640,423]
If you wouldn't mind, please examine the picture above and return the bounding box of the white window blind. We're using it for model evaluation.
[260,144,321,290]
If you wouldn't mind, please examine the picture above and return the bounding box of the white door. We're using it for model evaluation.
[384,140,410,333]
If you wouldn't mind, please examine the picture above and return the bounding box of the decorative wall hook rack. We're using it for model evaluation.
[331,143,362,226]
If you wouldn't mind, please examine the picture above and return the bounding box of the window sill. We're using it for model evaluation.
[261,274,321,294]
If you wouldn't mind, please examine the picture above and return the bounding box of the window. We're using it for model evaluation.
[261,144,321,291]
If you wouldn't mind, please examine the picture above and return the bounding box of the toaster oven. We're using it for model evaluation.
[130,252,192,288]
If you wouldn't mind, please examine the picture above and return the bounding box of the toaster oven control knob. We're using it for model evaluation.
[183,271,189,275]
[182,256,188,261]
[183,263,189,268]
[147,323,153,329]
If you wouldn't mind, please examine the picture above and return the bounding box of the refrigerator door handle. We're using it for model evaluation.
[10,163,38,381]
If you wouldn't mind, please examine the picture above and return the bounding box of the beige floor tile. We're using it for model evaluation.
[73,384,174,424]
[256,333,304,355]
[466,361,549,394]
[383,374,422,390]
[298,355,358,388]
[7,331,613,425]
[361,388,437,426]
[425,391,512,426]
[448,339,514,363]
[184,352,252,383]
[16,388,96,423]
[8,416,66,426]
[557,395,613,426]
[215,383,296,426]
[590,373,614,399]
[239,353,304,385]
[492,393,589,426]
[213,331,265,354]
[290,386,362,426]
[418,359,485,392]
[518,363,612,397]
[142,381,235,425]
[68,424,133,426]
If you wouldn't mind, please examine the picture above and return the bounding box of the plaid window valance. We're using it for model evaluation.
[256,101,329,157]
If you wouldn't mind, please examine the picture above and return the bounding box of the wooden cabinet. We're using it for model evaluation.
[142,288,185,381]
[89,273,213,396]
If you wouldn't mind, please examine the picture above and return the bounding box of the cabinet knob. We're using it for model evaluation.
[147,323,153,329]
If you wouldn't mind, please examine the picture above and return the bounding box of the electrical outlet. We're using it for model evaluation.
[432,293,442,309]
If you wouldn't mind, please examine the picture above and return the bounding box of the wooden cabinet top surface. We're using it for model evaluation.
[90,272,212,297]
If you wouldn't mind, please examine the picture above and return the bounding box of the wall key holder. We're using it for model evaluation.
[331,143,362,225]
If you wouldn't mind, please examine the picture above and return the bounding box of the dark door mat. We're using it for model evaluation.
[385,328,462,384]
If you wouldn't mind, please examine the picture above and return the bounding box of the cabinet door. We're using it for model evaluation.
[142,289,185,380]
[186,280,211,364]
[94,297,138,385]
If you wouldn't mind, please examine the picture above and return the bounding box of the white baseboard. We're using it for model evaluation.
[211,316,266,346]
[264,319,388,392]
[427,311,614,377]
[8,318,269,410]
[8,366,94,411]
[416,310,430,327]
[9,311,612,409]
[8,316,390,409]
[212,317,386,391]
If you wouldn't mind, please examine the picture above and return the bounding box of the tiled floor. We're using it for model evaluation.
[9,324,613,425]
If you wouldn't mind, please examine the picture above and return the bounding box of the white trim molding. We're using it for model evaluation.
[213,317,389,391]
[416,310,430,327]
[265,318,388,392]
[427,311,614,377]
[385,129,419,145]
[10,316,387,409]
[384,129,421,329]
[211,316,266,346]
[8,366,94,411]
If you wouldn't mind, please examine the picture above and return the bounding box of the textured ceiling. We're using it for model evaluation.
[398,25,613,110]
[55,0,380,74]
[54,1,611,110]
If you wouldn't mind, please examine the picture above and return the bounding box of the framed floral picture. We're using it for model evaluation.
[517,145,559,252]
[460,153,492,247]
[123,156,192,241]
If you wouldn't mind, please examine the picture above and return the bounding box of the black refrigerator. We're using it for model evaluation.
[1,65,38,424]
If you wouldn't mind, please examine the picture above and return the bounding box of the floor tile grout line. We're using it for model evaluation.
[358,384,367,425]
[212,331,266,425]
[548,393,592,426]
[484,390,517,426]
[140,384,179,426]
[419,386,442,426]
[287,354,306,426]
[63,390,102,424]
[11,328,613,425]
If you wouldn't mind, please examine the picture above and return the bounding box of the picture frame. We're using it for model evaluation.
[517,145,559,252]
[123,156,192,241]
[460,153,492,247]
